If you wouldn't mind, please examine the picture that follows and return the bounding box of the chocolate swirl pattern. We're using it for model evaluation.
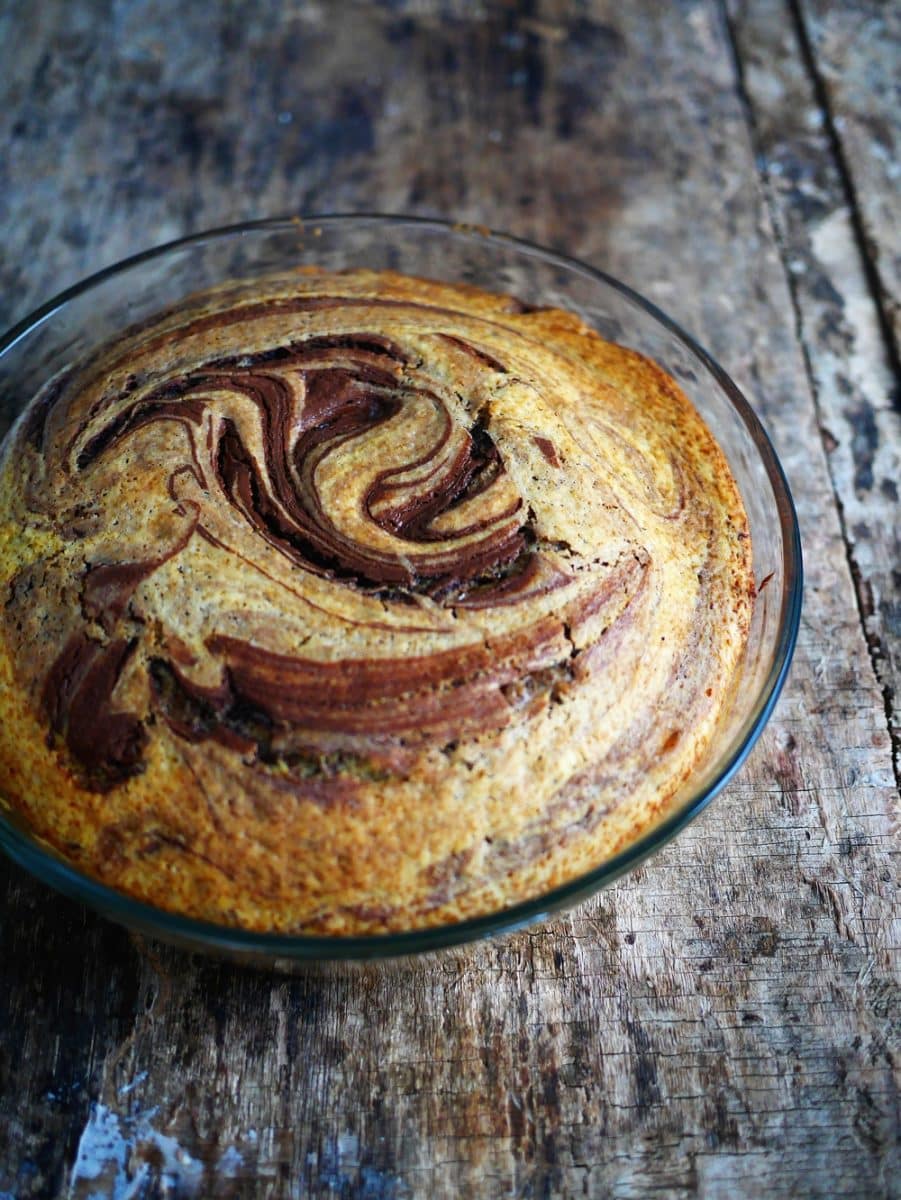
[0,270,753,933]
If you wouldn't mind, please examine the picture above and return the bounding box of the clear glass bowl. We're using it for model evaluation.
[0,216,802,963]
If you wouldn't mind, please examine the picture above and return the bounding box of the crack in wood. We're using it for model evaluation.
[789,0,901,384]
[721,0,900,794]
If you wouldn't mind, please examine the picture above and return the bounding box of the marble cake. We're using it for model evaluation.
[0,270,753,933]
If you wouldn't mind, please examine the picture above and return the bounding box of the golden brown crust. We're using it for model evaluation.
[0,269,753,933]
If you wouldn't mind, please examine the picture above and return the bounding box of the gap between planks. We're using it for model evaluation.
[789,0,901,381]
[719,0,900,794]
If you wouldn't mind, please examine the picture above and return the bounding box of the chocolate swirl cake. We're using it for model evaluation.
[0,269,753,933]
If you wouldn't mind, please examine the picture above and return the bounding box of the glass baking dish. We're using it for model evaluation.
[0,215,802,963]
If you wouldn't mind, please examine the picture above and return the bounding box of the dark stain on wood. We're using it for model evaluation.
[624,1015,661,1112]
[843,400,880,493]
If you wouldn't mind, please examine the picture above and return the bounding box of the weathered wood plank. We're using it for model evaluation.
[725,0,900,798]
[795,0,901,358]
[0,2,897,1197]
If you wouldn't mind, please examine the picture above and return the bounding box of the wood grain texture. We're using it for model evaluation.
[725,0,900,818]
[0,2,898,1197]
[796,0,901,358]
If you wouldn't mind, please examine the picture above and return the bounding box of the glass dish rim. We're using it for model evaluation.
[0,213,803,960]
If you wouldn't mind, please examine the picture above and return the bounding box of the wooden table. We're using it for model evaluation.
[1,2,898,1196]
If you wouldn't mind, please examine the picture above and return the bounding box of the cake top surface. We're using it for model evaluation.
[0,269,753,933]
